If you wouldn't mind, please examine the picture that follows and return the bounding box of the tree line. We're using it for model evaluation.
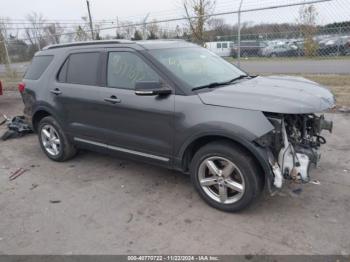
[1,0,349,63]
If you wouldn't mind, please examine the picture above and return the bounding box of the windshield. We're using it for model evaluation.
[149,47,246,89]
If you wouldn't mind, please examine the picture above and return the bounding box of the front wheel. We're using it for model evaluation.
[190,141,263,212]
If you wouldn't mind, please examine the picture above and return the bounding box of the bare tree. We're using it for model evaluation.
[25,12,47,50]
[44,23,64,44]
[147,19,159,39]
[183,0,216,45]
[74,25,89,41]
[298,4,318,56]
[119,20,136,40]
[207,18,233,40]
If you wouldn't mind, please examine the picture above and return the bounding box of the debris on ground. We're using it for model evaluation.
[30,183,39,190]
[309,180,321,185]
[0,114,9,126]
[9,168,29,181]
[127,213,133,223]
[292,188,303,195]
[338,106,350,113]
[49,200,61,204]
[1,116,33,141]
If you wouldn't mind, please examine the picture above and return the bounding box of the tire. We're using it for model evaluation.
[190,141,263,212]
[38,116,77,162]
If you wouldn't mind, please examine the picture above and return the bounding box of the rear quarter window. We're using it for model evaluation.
[24,55,53,80]
[65,52,100,86]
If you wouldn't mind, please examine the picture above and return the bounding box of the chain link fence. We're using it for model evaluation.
[0,0,349,72]
[206,0,350,62]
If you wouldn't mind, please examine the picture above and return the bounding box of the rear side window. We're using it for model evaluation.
[25,55,53,80]
[60,52,100,85]
[222,43,228,48]
[216,43,221,48]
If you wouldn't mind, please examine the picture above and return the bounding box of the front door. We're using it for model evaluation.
[95,50,174,166]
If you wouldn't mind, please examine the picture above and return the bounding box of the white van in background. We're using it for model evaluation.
[204,41,234,57]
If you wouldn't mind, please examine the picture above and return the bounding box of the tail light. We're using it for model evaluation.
[18,82,26,93]
[0,80,3,95]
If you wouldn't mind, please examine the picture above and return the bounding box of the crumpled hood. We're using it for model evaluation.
[197,75,336,114]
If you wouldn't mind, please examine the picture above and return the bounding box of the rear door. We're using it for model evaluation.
[51,50,107,142]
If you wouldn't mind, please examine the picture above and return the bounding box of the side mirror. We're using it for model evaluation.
[135,81,172,96]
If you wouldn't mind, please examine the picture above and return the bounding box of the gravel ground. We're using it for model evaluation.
[0,92,349,255]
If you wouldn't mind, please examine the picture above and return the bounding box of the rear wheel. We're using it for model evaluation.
[38,116,77,161]
[190,141,263,212]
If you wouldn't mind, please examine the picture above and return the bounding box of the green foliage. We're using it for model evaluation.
[0,32,6,64]
[147,31,158,40]
[132,30,143,40]
[75,26,89,41]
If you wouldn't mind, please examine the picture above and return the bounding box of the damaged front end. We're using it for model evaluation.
[256,113,333,189]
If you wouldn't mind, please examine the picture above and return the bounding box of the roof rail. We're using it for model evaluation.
[43,40,135,50]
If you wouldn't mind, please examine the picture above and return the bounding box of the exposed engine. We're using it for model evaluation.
[256,113,333,188]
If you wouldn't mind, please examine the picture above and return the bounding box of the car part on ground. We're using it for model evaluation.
[0,114,9,126]
[1,116,33,141]
[9,168,29,181]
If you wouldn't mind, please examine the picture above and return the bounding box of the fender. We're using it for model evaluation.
[175,130,273,179]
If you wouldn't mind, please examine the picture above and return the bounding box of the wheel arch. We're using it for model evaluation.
[32,106,61,132]
[178,133,272,182]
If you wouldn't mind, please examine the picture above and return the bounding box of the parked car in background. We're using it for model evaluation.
[231,40,267,57]
[317,36,350,56]
[261,43,300,57]
[344,37,350,55]
[204,41,234,57]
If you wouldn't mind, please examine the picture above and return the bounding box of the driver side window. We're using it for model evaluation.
[107,52,160,89]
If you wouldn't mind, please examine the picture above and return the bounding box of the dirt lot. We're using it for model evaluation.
[0,92,350,255]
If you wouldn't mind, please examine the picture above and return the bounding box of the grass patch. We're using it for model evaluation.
[225,56,350,63]
[275,74,350,108]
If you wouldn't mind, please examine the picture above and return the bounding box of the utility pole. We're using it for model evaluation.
[86,0,94,40]
[237,0,244,68]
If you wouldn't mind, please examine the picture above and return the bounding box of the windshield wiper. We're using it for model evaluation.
[226,74,251,83]
[192,74,251,91]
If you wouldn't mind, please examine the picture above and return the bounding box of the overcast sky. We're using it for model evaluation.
[1,0,349,34]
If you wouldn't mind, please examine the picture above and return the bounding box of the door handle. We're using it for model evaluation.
[50,88,62,95]
[104,95,121,104]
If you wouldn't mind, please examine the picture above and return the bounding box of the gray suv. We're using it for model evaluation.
[20,40,334,212]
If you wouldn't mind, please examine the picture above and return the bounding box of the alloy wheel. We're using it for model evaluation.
[40,124,61,156]
[198,156,245,204]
